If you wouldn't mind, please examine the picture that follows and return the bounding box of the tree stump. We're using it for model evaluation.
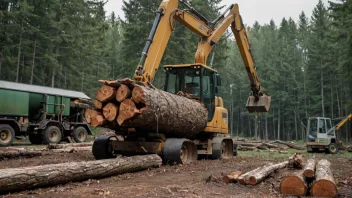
[303,158,317,178]
[248,161,288,185]
[103,103,119,122]
[116,84,132,102]
[311,159,337,197]
[0,154,162,192]
[280,170,308,196]
[96,85,116,102]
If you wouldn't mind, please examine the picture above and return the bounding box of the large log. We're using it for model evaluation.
[288,153,305,169]
[303,158,317,178]
[269,140,305,150]
[280,170,308,196]
[47,143,93,149]
[238,167,261,185]
[311,159,337,197]
[51,147,92,153]
[248,161,288,185]
[118,85,208,138]
[103,103,119,122]
[96,85,116,102]
[91,114,105,127]
[0,154,162,192]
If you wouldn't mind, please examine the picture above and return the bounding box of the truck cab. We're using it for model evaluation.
[306,117,337,153]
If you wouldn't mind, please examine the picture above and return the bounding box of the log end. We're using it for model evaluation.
[103,103,119,122]
[93,100,103,109]
[303,169,314,178]
[117,99,140,125]
[116,84,132,102]
[311,179,337,197]
[132,86,146,104]
[248,176,257,185]
[280,176,307,196]
[96,85,116,102]
[91,115,105,127]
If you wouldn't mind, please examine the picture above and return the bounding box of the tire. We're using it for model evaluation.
[42,126,62,144]
[29,134,42,144]
[327,143,338,154]
[72,127,88,143]
[0,124,15,147]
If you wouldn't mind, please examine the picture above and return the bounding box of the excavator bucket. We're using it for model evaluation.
[246,95,271,113]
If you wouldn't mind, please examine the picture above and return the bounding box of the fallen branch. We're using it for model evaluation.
[47,143,93,149]
[0,154,162,193]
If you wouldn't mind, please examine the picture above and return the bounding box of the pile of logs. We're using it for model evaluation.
[234,139,305,153]
[280,157,337,197]
[85,79,208,138]
[223,161,288,185]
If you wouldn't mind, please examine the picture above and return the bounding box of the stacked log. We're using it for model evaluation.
[235,140,302,153]
[311,159,337,197]
[85,79,208,138]
[238,162,287,185]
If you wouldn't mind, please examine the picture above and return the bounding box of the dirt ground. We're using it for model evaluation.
[1,143,351,198]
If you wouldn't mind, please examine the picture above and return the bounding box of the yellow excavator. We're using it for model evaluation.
[92,0,271,163]
[306,113,352,154]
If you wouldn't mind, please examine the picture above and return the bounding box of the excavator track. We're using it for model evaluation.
[163,138,197,164]
[92,136,115,160]
[212,137,234,160]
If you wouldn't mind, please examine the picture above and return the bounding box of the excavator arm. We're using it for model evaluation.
[134,0,270,112]
[336,113,352,131]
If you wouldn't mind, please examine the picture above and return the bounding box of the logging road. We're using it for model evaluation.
[0,145,351,198]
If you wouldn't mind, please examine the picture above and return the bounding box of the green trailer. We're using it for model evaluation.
[0,80,92,146]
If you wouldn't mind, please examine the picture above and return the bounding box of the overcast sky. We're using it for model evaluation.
[105,0,330,26]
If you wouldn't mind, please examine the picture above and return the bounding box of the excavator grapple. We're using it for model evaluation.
[246,95,271,113]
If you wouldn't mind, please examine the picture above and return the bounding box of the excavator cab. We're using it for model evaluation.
[164,64,218,121]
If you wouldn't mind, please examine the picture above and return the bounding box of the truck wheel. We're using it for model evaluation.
[72,127,88,143]
[29,134,42,144]
[0,124,15,146]
[327,143,338,154]
[42,126,62,144]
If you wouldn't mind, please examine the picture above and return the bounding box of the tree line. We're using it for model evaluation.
[0,0,351,142]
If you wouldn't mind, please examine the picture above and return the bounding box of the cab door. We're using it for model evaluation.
[317,118,329,144]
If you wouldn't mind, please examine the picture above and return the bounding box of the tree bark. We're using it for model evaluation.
[261,142,279,149]
[118,85,208,138]
[93,100,103,110]
[288,153,305,169]
[303,158,317,178]
[0,154,162,192]
[223,171,242,184]
[116,84,132,102]
[248,161,288,185]
[0,148,41,159]
[311,159,337,197]
[103,103,119,122]
[280,170,308,196]
[96,85,117,103]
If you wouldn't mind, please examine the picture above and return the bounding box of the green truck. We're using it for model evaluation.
[0,80,92,146]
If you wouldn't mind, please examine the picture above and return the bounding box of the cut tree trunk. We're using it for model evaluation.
[103,103,119,122]
[96,85,116,102]
[223,171,242,184]
[311,159,337,197]
[119,85,208,138]
[280,170,308,196]
[91,115,105,127]
[93,100,103,109]
[303,158,317,178]
[0,148,41,159]
[47,143,93,149]
[117,99,142,125]
[116,84,132,102]
[84,109,99,124]
[248,161,288,185]
[239,167,262,185]
[288,153,305,169]
[0,154,162,192]
[261,142,279,149]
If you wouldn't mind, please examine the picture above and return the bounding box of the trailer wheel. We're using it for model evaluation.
[327,143,338,154]
[42,126,62,144]
[0,124,15,146]
[29,134,42,144]
[72,127,88,143]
